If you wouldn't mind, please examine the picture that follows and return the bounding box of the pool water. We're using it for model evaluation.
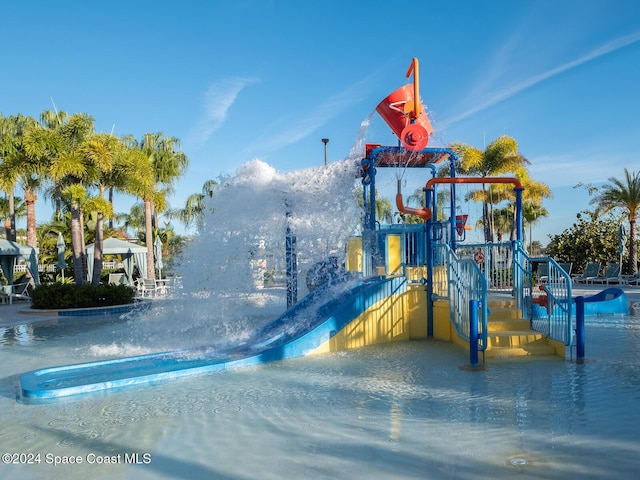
[1,307,639,479]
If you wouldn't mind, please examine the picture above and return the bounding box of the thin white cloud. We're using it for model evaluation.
[529,150,630,188]
[248,75,372,153]
[446,30,640,126]
[189,77,258,148]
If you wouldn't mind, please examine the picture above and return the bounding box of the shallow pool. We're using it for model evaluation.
[1,305,639,479]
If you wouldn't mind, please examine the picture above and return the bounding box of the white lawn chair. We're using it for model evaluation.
[1,284,11,304]
[108,273,127,285]
[137,278,162,297]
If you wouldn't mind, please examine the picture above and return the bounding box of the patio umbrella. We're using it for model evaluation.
[56,232,67,282]
[618,223,628,266]
[154,236,164,279]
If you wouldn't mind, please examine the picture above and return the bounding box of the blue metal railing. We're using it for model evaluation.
[435,243,488,355]
[518,249,573,346]
[369,226,574,354]
[452,241,573,346]
[455,242,517,293]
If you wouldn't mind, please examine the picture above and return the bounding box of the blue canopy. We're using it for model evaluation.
[0,239,40,285]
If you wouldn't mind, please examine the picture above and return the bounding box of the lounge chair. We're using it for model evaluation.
[7,281,32,303]
[573,262,601,284]
[536,263,549,283]
[537,261,573,284]
[108,273,126,285]
[137,278,162,297]
[558,262,573,276]
[1,284,11,304]
[589,263,621,285]
[622,272,640,285]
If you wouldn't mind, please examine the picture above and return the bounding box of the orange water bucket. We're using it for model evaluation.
[376,84,434,151]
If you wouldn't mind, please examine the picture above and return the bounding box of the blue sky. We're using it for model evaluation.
[2,0,640,245]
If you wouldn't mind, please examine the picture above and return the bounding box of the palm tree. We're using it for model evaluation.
[172,179,218,231]
[501,168,552,241]
[79,134,115,284]
[120,139,157,278]
[125,133,187,279]
[522,202,549,251]
[452,135,530,242]
[60,184,89,283]
[0,195,26,238]
[590,168,640,275]
[375,196,394,224]
[118,202,146,238]
[0,114,38,242]
[44,112,96,284]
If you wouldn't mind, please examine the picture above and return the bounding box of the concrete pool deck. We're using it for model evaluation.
[1,284,639,329]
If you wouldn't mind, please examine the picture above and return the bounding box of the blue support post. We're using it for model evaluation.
[514,187,524,242]
[469,299,479,367]
[425,186,434,337]
[575,296,585,361]
[360,158,377,277]
[285,201,297,309]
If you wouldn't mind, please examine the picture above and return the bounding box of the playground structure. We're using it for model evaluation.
[355,57,627,364]
[19,58,628,402]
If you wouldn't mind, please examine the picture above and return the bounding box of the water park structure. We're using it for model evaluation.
[18,58,628,402]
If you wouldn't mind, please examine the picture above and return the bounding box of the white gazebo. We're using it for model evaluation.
[85,237,147,286]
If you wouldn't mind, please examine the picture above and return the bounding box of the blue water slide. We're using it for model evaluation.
[20,275,405,401]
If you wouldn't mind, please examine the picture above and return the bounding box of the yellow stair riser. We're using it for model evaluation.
[486,332,547,348]
[488,308,523,320]
[488,319,531,331]
[487,300,518,309]
[485,343,558,358]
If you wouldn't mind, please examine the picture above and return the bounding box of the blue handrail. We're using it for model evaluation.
[435,243,488,355]
[518,248,573,345]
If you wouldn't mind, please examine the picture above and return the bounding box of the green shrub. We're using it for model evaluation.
[30,283,136,310]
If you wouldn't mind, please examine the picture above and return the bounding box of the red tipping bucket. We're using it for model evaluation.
[376,84,434,151]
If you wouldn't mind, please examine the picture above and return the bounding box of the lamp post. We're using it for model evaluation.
[321,138,329,166]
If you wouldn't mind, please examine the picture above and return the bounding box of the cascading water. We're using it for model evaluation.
[18,131,400,400]
[181,157,361,297]
[90,147,369,357]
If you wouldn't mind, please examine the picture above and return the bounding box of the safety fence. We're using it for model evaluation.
[371,227,573,351]
[433,243,488,354]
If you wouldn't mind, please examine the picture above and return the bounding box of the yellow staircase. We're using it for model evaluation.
[484,295,559,359]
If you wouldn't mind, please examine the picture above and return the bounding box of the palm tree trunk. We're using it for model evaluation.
[629,214,638,276]
[91,212,104,285]
[71,203,85,285]
[145,198,155,279]
[482,201,491,242]
[108,187,114,229]
[24,187,37,247]
[79,209,88,281]
[8,191,16,242]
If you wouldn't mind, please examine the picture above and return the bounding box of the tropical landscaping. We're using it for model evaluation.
[1,110,639,297]
[0,110,212,292]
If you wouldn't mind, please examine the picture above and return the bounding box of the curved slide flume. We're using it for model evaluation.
[19,276,405,402]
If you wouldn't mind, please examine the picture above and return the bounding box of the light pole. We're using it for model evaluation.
[321,138,329,166]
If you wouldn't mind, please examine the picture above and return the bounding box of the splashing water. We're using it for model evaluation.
[180,157,362,298]
[89,151,367,355]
